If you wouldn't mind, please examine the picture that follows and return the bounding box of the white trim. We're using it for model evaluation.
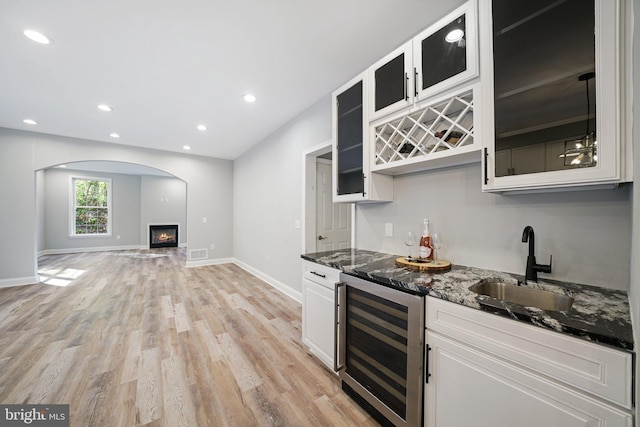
[301,139,356,254]
[301,140,332,254]
[233,258,302,303]
[185,257,234,268]
[38,245,146,256]
[0,276,40,288]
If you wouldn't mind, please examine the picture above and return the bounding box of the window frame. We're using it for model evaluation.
[69,175,113,237]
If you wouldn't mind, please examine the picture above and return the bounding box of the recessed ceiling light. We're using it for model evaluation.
[97,104,113,112]
[445,28,464,43]
[23,29,51,45]
[243,94,256,103]
[110,133,120,139]
[23,119,37,125]
[183,145,191,151]
[197,124,207,131]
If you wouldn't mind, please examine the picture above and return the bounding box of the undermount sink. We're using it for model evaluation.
[469,279,574,312]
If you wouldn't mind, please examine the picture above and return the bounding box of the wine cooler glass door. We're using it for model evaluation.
[337,273,424,426]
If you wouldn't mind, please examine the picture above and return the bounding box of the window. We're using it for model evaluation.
[70,177,112,236]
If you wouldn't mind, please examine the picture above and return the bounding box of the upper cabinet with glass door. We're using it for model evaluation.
[332,73,393,203]
[481,0,632,192]
[369,1,479,122]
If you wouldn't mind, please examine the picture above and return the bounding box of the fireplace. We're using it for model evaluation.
[149,225,178,248]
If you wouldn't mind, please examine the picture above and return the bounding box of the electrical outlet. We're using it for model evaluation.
[385,223,393,237]
[210,244,215,250]
[202,217,207,223]
[116,235,121,240]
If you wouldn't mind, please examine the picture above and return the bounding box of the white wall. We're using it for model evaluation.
[356,164,631,289]
[140,175,187,246]
[233,96,332,299]
[0,128,233,286]
[42,168,142,251]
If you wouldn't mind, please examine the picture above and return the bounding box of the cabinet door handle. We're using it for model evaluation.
[362,173,367,197]
[425,344,432,383]
[404,72,409,101]
[334,282,346,372]
[483,147,489,185]
[310,270,326,278]
[414,67,418,97]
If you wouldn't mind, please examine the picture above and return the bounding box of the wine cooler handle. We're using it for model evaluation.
[334,282,346,372]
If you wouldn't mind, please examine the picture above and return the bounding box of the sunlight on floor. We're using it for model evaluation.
[38,267,86,287]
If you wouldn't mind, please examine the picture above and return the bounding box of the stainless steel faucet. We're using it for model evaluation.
[521,226,552,282]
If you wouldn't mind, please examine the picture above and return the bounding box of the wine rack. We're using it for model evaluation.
[372,87,476,172]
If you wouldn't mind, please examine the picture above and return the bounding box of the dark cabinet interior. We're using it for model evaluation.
[374,53,407,113]
[336,80,364,195]
[421,14,467,91]
[492,0,596,177]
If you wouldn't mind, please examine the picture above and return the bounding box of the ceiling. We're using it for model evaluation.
[0,0,462,160]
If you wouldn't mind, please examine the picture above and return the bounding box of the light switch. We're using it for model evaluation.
[385,223,393,237]
[202,217,207,223]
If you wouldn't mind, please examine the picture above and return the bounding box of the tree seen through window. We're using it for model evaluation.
[73,178,110,235]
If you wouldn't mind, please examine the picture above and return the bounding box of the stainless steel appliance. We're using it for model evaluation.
[335,273,425,426]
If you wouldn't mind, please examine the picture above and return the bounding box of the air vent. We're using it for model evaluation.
[189,249,208,260]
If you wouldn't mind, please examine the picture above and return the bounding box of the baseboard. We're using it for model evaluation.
[0,275,39,288]
[233,259,302,303]
[185,257,234,268]
[38,245,146,256]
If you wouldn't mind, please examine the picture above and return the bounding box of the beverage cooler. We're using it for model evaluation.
[335,273,425,426]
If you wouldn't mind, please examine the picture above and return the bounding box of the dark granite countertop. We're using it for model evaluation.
[301,249,634,352]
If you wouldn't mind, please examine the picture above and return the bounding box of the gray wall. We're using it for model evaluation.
[233,96,332,297]
[140,175,187,247]
[356,165,631,290]
[43,168,142,251]
[35,170,45,254]
[0,128,233,285]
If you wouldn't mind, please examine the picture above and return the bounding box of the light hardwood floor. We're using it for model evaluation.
[0,248,377,426]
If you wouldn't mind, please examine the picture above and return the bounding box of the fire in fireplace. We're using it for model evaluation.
[149,225,178,248]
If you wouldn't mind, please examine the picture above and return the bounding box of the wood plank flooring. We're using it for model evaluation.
[0,248,377,426]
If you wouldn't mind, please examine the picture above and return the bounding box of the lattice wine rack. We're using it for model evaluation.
[373,88,474,169]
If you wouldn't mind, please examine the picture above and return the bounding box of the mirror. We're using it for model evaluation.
[492,0,596,177]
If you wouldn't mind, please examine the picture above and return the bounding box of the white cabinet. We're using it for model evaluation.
[369,41,414,121]
[424,297,633,427]
[425,331,631,427]
[332,73,393,203]
[369,1,479,122]
[301,260,340,369]
[480,0,632,192]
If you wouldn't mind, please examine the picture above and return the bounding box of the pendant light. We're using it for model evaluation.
[559,72,596,167]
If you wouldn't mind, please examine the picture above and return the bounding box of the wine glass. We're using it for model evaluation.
[432,233,443,265]
[404,232,415,260]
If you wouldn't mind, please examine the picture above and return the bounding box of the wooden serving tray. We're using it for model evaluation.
[395,257,451,272]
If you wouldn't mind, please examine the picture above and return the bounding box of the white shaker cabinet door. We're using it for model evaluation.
[302,278,336,370]
[424,331,631,427]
